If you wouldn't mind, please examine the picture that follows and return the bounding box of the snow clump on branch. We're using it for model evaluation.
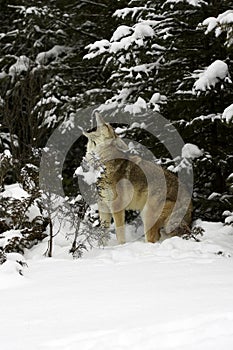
[222,104,233,124]
[193,60,231,92]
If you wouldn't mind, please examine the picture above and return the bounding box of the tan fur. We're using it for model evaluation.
[84,114,192,244]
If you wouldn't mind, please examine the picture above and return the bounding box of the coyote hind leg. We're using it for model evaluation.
[145,221,162,243]
[142,203,163,243]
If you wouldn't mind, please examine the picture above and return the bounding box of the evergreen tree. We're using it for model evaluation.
[0,0,127,183]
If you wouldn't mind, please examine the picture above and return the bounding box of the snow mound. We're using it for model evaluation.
[0,252,27,283]
[18,220,233,264]
[83,238,229,264]
[1,221,233,350]
[83,221,233,264]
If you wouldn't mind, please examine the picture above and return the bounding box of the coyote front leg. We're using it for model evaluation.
[112,210,126,244]
[98,201,112,229]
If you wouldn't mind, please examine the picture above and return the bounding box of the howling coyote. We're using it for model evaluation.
[83,114,192,244]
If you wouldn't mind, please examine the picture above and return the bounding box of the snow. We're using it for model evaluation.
[109,23,154,53]
[0,149,12,162]
[13,5,49,17]
[149,92,167,111]
[0,71,7,79]
[1,220,233,349]
[1,183,41,221]
[97,88,134,114]
[113,7,147,20]
[150,92,161,104]
[193,60,230,92]
[226,216,233,224]
[134,22,155,39]
[23,7,42,15]
[36,45,69,65]
[1,185,233,349]
[75,165,101,185]
[0,229,22,246]
[222,104,233,123]
[201,10,233,47]
[110,37,132,53]
[116,63,156,81]
[202,10,233,34]
[36,96,61,107]
[110,25,133,42]
[0,253,27,277]
[223,211,233,225]
[217,10,233,25]
[84,40,110,60]
[202,17,218,34]
[151,43,166,51]
[1,182,29,199]
[124,97,147,115]
[182,143,203,159]
[8,55,31,80]
[165,0,207,7]
[85,22,155,59]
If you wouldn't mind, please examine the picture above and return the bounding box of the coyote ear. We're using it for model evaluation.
[106,123,117,138]
[95,112,106,127]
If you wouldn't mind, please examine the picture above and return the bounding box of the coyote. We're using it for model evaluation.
[83,114,192,244]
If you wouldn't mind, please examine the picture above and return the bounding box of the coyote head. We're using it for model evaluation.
[84,113,128,161]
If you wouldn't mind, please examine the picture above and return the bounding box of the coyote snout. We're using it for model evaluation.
[83,114,192,244]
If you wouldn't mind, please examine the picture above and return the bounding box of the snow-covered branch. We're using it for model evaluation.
[192,60,231,92]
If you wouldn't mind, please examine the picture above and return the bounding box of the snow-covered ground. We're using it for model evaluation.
[1,219,233,349]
